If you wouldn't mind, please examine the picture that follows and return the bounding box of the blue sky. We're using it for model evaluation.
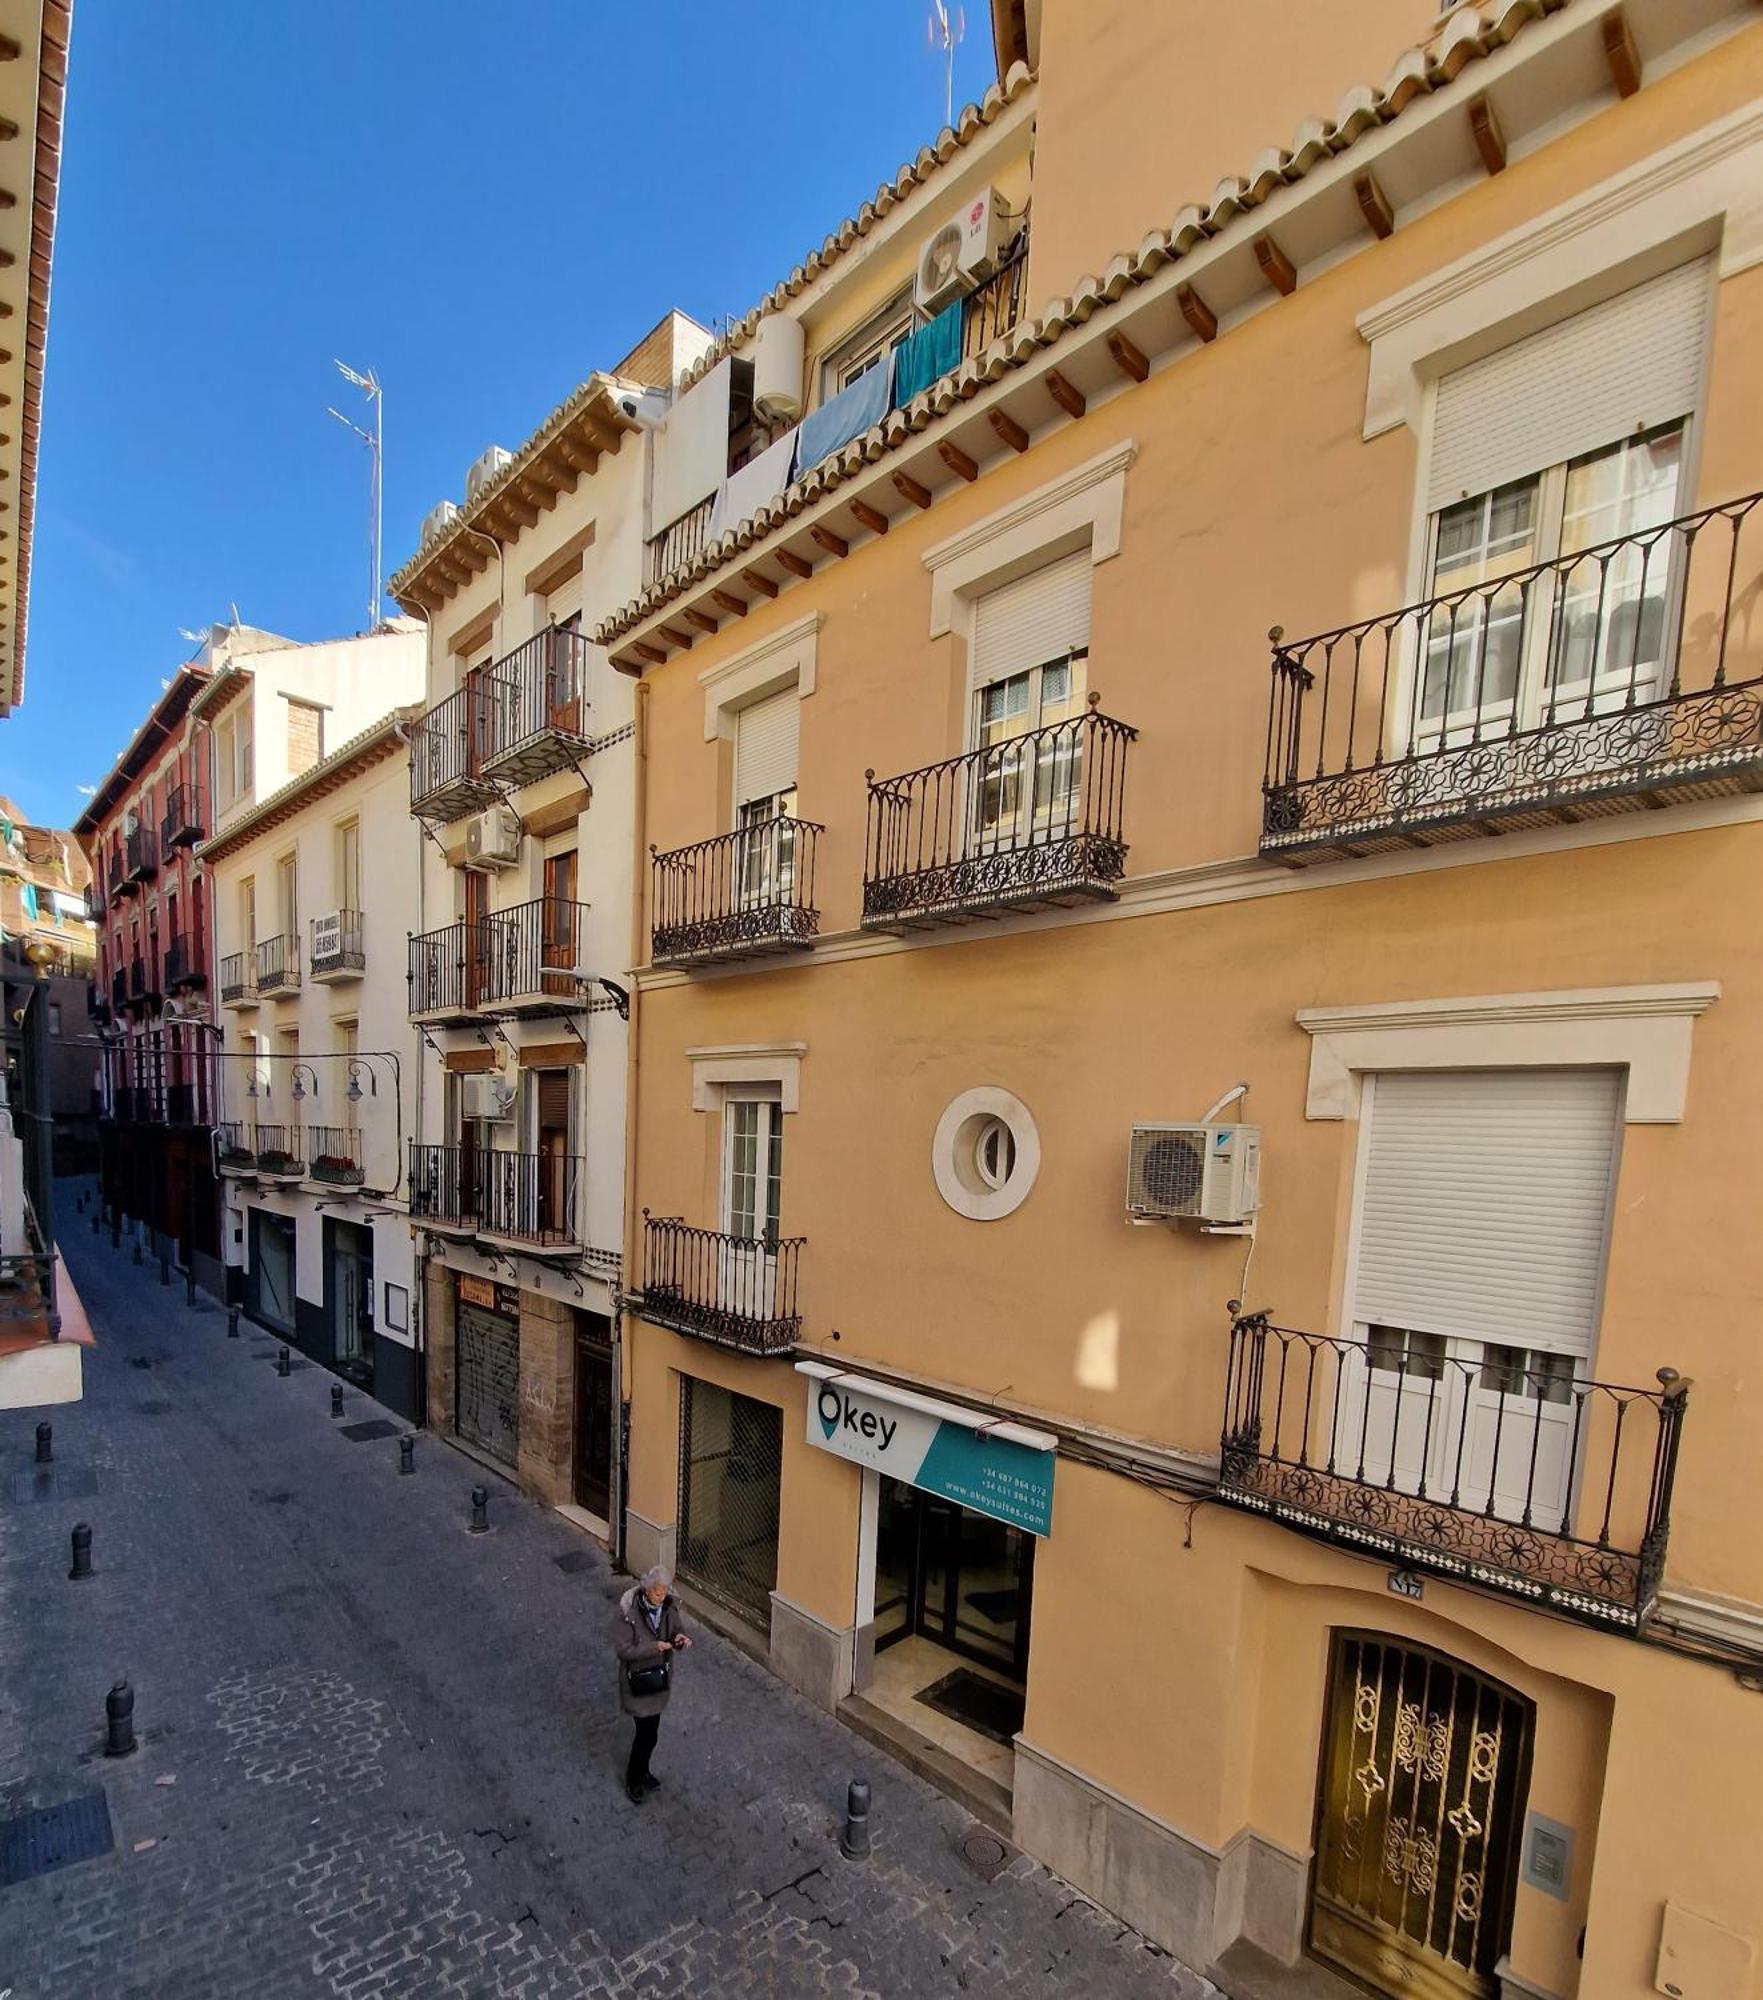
[0,1,994,826]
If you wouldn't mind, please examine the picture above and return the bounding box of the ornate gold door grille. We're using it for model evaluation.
[1311,1633,1533,2000]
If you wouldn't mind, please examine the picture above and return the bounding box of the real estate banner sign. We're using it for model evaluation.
[803,1372,1055,1537]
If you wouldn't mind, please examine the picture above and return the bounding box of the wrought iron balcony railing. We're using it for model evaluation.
[124,825,159,883]
[218,951,256,1006]
[162,933,205,991]
[479,627,593,786]
[651,818,822,967]
[477,897,587,1012]
[1262,489,1763,862]
[166,1081,200,1127]
[1218,1314,1690,1631]
[959,234,1029,362]
[162,782,205,850]
[110,969,127,1009]
[408,1142,474,1229]
[128,957,149,1000]
[863,692,1136,928]
[309,1125,364,1188]
[310,909,365,980]
[409,680,500,824]
[477,1148,583,1247]
[640,1215,803,1355]
[645,493,716,585]
[83,883,105,922]
[408,922,471,1019]
[254,932,300,997]
[217,1121,256,1171]
[254,1124,304,1179]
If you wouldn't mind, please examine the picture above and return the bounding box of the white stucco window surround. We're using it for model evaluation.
[932,1086,1041,1220]
[1356,104,1763,441]
[688,1041,805,1112]
[698,613,822,743]
[1296,984,1720,1125]
[921,440,1137,639]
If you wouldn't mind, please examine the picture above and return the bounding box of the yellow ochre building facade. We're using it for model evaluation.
[598,5,1763,1995]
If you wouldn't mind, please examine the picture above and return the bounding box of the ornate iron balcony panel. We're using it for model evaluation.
[162,782,205,850]
[309,1125,364,1188]
[408,924,471,1020]
[640,1216,803,1356]
[862,699,1136,929]
[254,932,300,997]
[474,898,588,1014]
[1218,1315,1689,1631]
[218,951,256,1007]
[476,1148,583,1248]
[477,627,594,787]
[408,1142,475,1229]
[651,819,822,968]
[1262,490,1763,862]
[124,825,159,883]
[253,1124,305,1180]
[310,910,365,981]
[409,680,502,823]
[217,1121,256,1173]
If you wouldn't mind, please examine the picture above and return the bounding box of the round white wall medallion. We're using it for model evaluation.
[932,1087,1041,1221]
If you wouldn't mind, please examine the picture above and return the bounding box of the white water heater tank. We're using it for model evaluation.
[752,312,806,423]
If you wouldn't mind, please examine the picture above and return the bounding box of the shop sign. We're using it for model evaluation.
[457,1274,496,1309]
[803,1375,1055,1537]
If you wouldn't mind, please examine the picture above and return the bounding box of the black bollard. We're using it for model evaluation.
[469,1485,490,1533]
[185,1264,197,1308]
[840,1779,872,1860]
[158,1250,170,1287]
[227,1306,240,1339]
[34,1421,51,1465]
[398,1435,415,1476]
[276,1346,291,1377]
[69,1522,93,1582]
[132,1239,142,1267]
[330,1383,344,1419]
[105,1682,136,1758]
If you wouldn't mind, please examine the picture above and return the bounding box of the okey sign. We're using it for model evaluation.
[803,1373,1055,1537]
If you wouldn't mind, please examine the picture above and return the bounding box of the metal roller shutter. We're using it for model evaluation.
[1426,258,1712,512]
[969,548,1093,698]
[733,688,799,807]
[1352,1069,1621,1356]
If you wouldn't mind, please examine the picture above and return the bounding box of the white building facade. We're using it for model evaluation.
[197,624,427,1418]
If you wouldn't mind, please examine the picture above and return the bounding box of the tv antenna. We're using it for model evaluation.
[927,1,964,129]
[327,359,383,632]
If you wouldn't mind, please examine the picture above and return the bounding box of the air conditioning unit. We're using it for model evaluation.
[1126,1123,1261,1226]
[420,499,459,545]
[464,445,513,501]
[913,187,1010,313]
[463,806,521,870]
[463,1074,515,1123]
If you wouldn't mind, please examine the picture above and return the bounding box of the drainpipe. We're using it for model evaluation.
[614,673,651,1573]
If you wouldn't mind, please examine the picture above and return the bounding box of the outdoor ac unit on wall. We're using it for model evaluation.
[1126,1123,1261,1226]
[463,1074,515,1124]
[464,445,513,500]
[463,806,521,870]
[420,500,459,545]
[914,187,1009,313]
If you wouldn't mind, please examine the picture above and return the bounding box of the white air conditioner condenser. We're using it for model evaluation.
[1126,1123,1261,1225]
[914,187,1009,313]
[463,1074,515,1123]
[463,806,521,870]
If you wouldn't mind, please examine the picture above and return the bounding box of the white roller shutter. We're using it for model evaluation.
[1426,258,1711,511]
[1352,1069,1620,1356]
[545,574,583,625]
[970,549,1093,698]
[733,689,799,807]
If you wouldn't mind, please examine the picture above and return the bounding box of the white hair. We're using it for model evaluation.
[640,1565,671,1593]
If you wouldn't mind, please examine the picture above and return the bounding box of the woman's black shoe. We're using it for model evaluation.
[626,1781,646,1804]
[641,1773,662,1794]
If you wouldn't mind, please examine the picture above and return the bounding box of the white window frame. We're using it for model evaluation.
[818,288,916,403]
[722,1088,784,1243]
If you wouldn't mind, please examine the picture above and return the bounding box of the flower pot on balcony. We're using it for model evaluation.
[311,1155,363,1187]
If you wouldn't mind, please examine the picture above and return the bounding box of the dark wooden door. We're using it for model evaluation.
[572,1316,613,1517]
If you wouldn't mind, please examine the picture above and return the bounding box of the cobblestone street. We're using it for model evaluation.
[0,1187,1220,1999]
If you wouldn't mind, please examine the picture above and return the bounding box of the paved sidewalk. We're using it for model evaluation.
[0,1183,1221,1999]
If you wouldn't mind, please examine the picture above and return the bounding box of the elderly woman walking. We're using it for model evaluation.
[612,1565,692,1803]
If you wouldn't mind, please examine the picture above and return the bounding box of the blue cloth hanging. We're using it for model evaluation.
[892,300,964,408]
[794,350,896,476]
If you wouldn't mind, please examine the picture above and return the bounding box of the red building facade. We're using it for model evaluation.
[74,664,224,1286]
